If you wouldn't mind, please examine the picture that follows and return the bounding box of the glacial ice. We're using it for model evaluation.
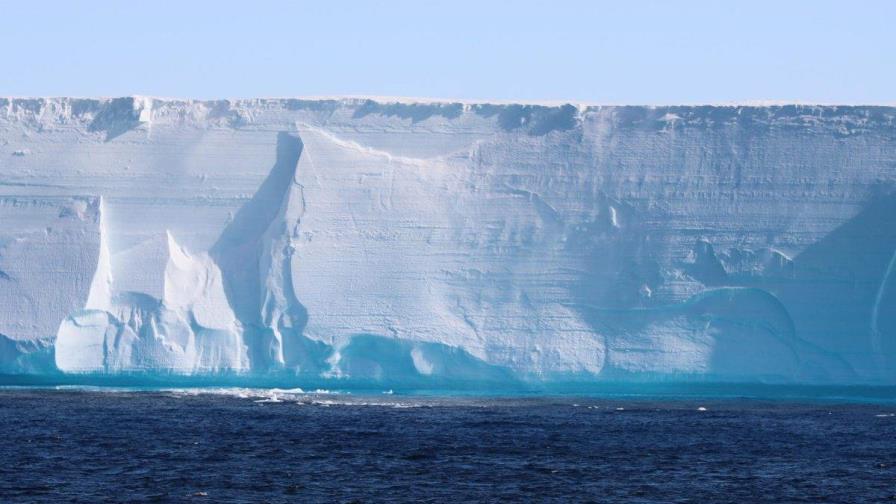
[1,97,895,386]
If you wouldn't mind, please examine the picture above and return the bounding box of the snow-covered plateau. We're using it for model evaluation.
[1,97,895,386]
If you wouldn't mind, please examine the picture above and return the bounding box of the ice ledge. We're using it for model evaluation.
[4,97,895,142]
[4,95,896,107]
[3,96,895,121]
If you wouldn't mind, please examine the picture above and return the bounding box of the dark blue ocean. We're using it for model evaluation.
[1,388,895,503]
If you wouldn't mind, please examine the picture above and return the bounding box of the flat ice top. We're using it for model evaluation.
[4,95,895,106]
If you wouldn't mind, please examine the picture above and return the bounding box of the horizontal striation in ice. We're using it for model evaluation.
[1,97,895,387]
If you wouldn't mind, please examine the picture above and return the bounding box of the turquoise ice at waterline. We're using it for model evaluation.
[1,98,895,394]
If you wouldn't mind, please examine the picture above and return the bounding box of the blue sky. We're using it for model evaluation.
[1,0,893,103]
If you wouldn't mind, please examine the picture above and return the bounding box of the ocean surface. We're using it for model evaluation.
[1,388,895,503]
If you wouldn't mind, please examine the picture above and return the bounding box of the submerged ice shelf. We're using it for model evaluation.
[1,97,896,387]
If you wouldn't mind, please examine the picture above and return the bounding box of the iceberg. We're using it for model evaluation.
[1,97,895,387]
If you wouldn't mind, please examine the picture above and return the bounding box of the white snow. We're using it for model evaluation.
[1,97,896,385]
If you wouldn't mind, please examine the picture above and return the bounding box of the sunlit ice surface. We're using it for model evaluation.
[2,97,896,393]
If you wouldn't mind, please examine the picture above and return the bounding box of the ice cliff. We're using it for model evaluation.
[1,97,895,386]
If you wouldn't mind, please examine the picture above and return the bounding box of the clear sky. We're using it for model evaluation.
[1,0,893,104]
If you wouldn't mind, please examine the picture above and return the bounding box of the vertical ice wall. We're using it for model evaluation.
[0,197,103,372]
[0,98,894,385]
